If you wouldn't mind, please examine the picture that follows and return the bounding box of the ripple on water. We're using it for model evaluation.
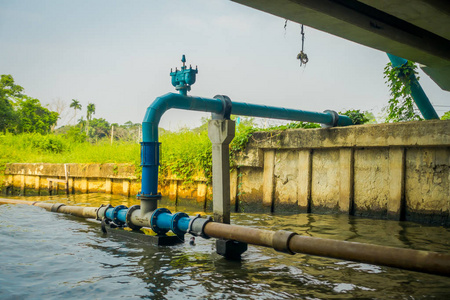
[1,194,450,299]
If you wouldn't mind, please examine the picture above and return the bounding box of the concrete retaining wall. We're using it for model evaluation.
[3,120,449,224]
[2,163,212,209]
[232,120,449,225]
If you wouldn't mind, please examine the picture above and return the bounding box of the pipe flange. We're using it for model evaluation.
[97,204,113,220]
[126,205,141,231]
[189,215,212,239]
[137,193,162,201]
[111,205,127,226]
[171,212,189,237]
[150,207,171,234]
[188,214,202,233]
[213,95,232,120]
[323,110,339,128]
[51,203,65,212]
[272,230,297,255]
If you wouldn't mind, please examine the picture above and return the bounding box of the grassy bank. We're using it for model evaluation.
[0,120,320,188]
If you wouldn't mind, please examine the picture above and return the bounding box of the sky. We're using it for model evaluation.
[1,0,449,130]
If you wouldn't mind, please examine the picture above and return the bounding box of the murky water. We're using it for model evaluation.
[1,194,449,299]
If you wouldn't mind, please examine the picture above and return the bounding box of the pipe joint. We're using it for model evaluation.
[105,205,128,226]
[323,110,339,128]
[97,204,112,220]
[150,208,171,235]
[188,215,212,239]
[51,203,65,212]
[140,142,160,167]
[126,205,142,231]
[272,230,297,255]
[212,95,232,120]
[171,212,189,238]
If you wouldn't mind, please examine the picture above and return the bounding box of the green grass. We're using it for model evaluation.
[0,120,321,188]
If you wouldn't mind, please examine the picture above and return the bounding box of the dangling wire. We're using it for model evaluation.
[284,19,288,37]
[296,24,308,66]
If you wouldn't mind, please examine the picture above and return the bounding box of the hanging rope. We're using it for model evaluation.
[296,24,308,66]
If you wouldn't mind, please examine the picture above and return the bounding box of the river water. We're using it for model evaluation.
[1,193,449,299]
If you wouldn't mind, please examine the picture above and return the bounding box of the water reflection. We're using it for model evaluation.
[1,194,450,299]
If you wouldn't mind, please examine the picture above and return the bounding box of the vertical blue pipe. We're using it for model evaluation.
[387,54,439,120]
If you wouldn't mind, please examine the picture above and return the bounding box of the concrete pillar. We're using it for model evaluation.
[123,180,130,197]
[20,174,26,196]
[388,148,406,220]
[263,150,275,209]
[69,178,75,194]
[297,149,312,212]
[208,119,235,224]
[230,169,238,209]
[105,178,112,194]
[81,178,88,193]
[339,148,354,214]
[197,182,207,204]
[169,180,178,202]
[35,176,41,195]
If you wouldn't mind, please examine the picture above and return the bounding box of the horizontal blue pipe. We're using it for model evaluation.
[178,217,191,233]
[104,206,192,236]
[387,54,439,120]
[141,93,352,196]
[156,212,173,230]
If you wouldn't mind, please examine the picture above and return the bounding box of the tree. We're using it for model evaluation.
[85,102,96,135]
[383,61,422,122]
[89,118,110,139]
[70,99,82,126]
[14,96,59,134]
[0,75,23,132]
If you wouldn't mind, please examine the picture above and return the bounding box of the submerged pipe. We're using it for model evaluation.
[386,54,439,120]
[2,198,449,277]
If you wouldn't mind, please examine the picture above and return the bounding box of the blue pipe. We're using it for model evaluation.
[104,206,192,238]
[387,54,439,120]
[140,92,353,197]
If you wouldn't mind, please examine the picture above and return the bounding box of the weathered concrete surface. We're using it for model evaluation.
[232,120,450,225]
[3,120,449,225]
[3,163,212,208]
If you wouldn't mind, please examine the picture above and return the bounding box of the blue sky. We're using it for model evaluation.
[1,0,448,129]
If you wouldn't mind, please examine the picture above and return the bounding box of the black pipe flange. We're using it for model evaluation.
[323,110,339,127]
[51,203,65,212]
[111,205,127,227]
[272,230,297,255]
[171,212,189,238]
[150,207,171,235]
[213,95,232,120]
[126,205,142,231]
[188,215,212,239]
[97,204,113,221]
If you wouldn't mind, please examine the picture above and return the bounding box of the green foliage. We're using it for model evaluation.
[263,121,320,131]
[383,61,422,122]
[13,96,59,134]
[0,75,59,133]
[339,109,370,125]
[441,111,450,120]
[89,118,110,139]
[159,129,212,183]
[0,75,23,132]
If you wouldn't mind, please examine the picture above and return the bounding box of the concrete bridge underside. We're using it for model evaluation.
[232,0,450,91]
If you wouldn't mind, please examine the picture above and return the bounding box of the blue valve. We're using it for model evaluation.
[170,55,198,96]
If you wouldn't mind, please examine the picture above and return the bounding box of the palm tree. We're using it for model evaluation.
[70,99,82,125]
[86,102,95,135]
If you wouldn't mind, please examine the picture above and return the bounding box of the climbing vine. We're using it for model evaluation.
[383,61,422,122]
